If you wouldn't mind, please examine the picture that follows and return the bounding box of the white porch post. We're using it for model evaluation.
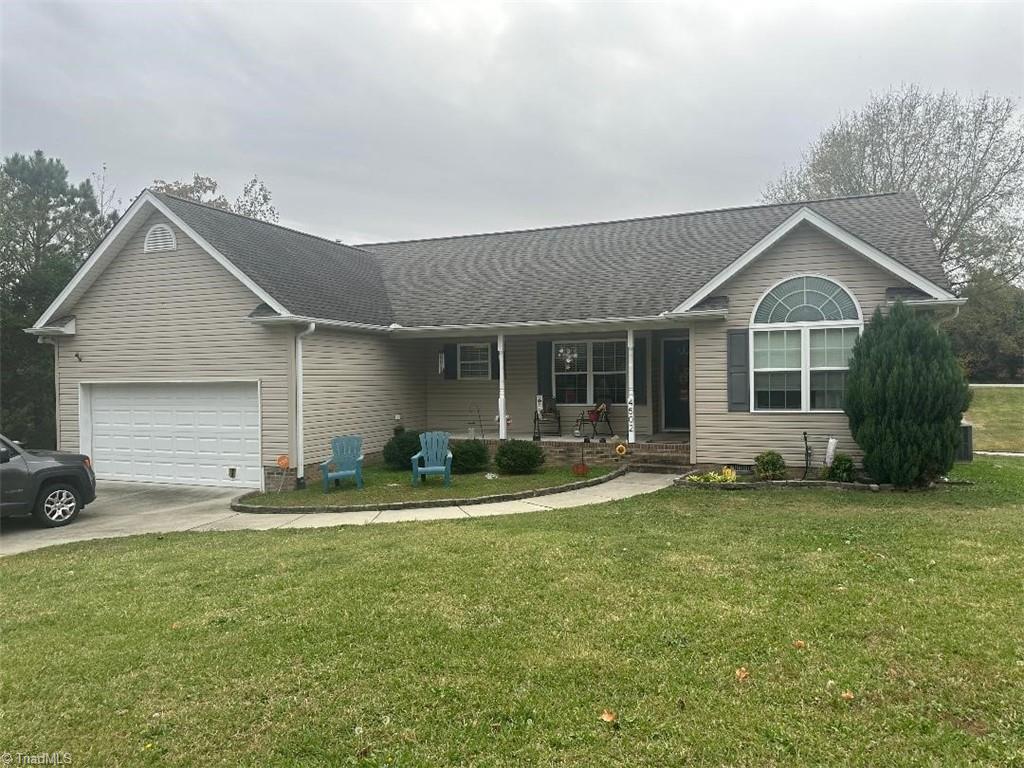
[497,333,507,440]
[626,329,636,444]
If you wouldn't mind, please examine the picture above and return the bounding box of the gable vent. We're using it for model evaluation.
[144,223,177,252]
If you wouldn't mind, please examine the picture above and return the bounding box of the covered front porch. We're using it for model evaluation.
[392,321,700,462]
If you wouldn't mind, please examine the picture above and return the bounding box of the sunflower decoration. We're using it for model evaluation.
[615,443,628,456]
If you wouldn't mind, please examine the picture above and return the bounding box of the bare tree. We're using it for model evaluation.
[90,162,122,225]
[764,86,1024,287]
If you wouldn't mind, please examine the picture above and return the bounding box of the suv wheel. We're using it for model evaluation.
[34,483,81,528]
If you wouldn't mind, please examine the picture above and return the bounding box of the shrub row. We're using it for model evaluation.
[381,431,544,475]
[753,449,856,482]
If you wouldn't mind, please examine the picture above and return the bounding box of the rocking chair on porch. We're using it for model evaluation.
[574,402,614,438]
[533,396,561,440]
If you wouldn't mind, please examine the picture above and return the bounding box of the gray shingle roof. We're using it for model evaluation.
[360,191,947,327]
[155,193,394,326]
[155,190,946,329]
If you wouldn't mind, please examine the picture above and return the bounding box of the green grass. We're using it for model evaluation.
[248,465,612,507]
[966,386,1024,452]
[2,458,1023,766]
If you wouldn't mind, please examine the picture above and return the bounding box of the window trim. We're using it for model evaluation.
[748,275,863,414]
[551,338,629,406]
[457,343,491,380]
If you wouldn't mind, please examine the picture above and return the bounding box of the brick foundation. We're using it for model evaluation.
[262,465,298,491]
[265,439,690,490]
[452,437,691,469]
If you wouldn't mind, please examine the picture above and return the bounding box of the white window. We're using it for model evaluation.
[458,343,491,379]
[144,223,177,252]
[750,276,861,412]
[553,340,628,405]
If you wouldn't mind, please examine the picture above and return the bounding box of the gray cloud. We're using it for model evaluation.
[3,1,1022,243]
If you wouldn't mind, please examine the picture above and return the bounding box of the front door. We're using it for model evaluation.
[662,339,690,430]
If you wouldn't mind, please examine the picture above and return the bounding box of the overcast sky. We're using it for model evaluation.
[3,1,1023,243]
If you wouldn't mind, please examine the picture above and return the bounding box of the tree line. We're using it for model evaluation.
[2,85,1023,447]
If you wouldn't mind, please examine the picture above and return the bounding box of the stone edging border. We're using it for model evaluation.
[676,469,972,492]
[232,466,628,514]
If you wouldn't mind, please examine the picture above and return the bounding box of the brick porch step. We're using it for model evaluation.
[627,462,689,475]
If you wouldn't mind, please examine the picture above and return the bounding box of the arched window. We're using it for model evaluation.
[750,276,862,412]
[144,223,177,252]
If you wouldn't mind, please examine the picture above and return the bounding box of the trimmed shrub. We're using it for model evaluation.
[754,450,787,480]
[821,452,856,483]
[845,302,971,487]
[382,429,423,470]
[494,439,545,475]
[451,439,489,474]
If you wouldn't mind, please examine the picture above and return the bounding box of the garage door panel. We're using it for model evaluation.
[89,382,260,488]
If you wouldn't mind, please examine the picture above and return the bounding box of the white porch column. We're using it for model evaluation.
[626,329,636,444]
[497,333,507,440]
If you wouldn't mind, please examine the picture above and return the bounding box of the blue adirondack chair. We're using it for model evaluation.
[411,431,452,486]
[321,436,364,491]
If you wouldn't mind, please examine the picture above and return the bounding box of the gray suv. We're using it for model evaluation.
[0,435,97,527]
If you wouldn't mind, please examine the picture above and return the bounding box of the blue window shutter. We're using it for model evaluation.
[727,330,749,411]
[443,344,457,380]
[633,337,647,405]
[536,341,553,400]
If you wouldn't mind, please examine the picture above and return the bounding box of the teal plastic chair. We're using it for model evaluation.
[411,431,452,486]
[321,436,364,491]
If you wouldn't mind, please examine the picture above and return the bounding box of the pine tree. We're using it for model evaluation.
[845,302,971,487]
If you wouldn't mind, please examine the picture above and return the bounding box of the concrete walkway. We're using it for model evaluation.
[0,473,677,557]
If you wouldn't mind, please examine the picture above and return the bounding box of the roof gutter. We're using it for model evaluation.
[382,312,724,335]
[249,314,393,334]
[24,318,76,336]
[892,298,967,308]
[294,322,316,488]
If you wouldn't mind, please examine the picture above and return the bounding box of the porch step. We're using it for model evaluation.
[628,462,690,475]
[628,453,690,465]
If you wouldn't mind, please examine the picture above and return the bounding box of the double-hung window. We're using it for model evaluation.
[750,276,861,412]
[553,340,628,404]
[458,343,491,379]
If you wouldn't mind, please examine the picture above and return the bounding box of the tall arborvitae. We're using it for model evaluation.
[845,302,971,487]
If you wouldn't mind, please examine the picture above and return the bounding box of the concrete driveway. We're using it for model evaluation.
[1,473,678,557]
[0,481,241,557]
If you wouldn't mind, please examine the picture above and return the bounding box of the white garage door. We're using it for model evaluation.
[88,382,261,488]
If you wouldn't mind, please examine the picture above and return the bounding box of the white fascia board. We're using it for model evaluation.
[33,193,152,328]
[672,207,956,314]
[33,191,291,330]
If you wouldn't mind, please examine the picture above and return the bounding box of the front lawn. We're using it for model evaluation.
[966,385,1024,452]
[247,465,612,507]
[2,457,1022,766]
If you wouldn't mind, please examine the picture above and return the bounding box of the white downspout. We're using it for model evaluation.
[497,333,507,440]
[626,329,636,444]
[295,322,316,487]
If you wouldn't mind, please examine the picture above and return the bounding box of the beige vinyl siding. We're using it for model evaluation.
[692,222,913,466]
[55,212,293,465]
[423,333,653,438]
[301,331,427,464]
